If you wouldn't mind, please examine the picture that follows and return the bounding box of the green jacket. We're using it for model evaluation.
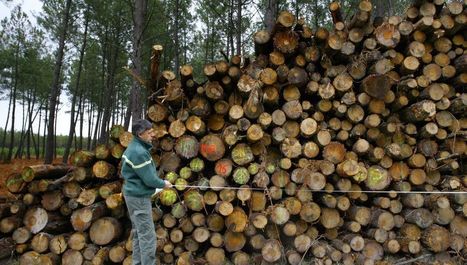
[121,136,165,197]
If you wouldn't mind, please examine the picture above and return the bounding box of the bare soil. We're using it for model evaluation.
[0,158,62,201]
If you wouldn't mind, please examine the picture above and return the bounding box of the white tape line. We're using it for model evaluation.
[173,184,467,195]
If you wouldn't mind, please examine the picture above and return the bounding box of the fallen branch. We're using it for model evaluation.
[394,254,432,265]
[122,66,147,88]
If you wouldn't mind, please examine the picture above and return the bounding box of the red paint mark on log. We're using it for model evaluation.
[201,144,217,155]
[216,163,228,175]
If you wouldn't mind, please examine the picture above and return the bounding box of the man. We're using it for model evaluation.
[121,119,172,265]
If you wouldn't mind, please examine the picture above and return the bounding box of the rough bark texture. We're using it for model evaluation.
[128,0,148,123]
[6,2,467,264]
[44,0,73,164]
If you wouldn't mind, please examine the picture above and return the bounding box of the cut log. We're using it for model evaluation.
[67,232,87,251]
[205,247,225,265]
[23,207,49,234]
[0,237,15,259]
[118,131,133,147]
[261,239,282,263]
[92,161,116,179]
[91,246,109,265]
[69,150,95,167]
[224,231,246,252]
[76,188,100,207]
[401,100,436,122]
[49,233,69,255]
[18,251,41,265]
[6,173,26,193]
[4,4,467,264]
[422,225,450,253]
[98,181,121,199]
[365,166,391,190]
[273,31,299,54]
[41,190,64,211]
[375,22,400,48]
[89,217,122,246]
[199,135,225,161]
[225,207,248,232]
[361,74,394,99]
[71,201,108,232]
[109,244,126,263]
[22,164,72,182]
[62,249,83,265]
[0,215,21,234]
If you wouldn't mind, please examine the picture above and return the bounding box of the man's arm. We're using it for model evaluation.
[122,153,166,188]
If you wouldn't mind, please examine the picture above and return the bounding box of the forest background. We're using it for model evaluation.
[0,0,412,164]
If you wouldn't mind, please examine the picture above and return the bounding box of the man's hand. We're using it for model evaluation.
[152,188,163,199]
[164,180,173,188]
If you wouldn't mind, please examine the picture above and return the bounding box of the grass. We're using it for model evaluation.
[0,147,68,161]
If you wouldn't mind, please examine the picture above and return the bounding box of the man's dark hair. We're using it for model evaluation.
[132,119,153,136]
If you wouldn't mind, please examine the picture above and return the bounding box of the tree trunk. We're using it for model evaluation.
[129,0,148,121]
[7,45,19,162]
[45,0,73,164]
[264,0,277,34]
[54,98,59,159]
[0,85,13,161]
[204,16,209,63]
[14,87,26,159]
[41,107,47,158]
[99,26,121,144]
[77,88,84,150]
[25,89,36,159]
[92,108,101,149]
[63,8,89,163]
[87,102,93,150]
[15,89,28,159]
[236,0,242,55]
[18,100,39,160]
[123,100,132,131]
[174,0,180,74]
[373,0,387,18]
[34,107,41,159]
[4,3,467,264]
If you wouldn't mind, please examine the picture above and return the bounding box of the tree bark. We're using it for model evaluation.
[86,102,92,150]
[373,0,386,18]
[264,0,277,34]
[7,44,19,162]
[0,84,13,161]
[25,89,37,159]
[45,0,73,164]
[63,8,89,163]
[236,0,242,55]
[128,0,148,122]
[35,107,41,159]
[174,0,180,74]
[99,26,121,144]
[91,107,101,149]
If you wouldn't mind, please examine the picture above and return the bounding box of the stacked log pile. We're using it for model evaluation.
[1,0,466,264]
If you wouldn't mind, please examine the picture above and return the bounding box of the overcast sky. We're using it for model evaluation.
[0,0,79,136]
[0,0,42,22]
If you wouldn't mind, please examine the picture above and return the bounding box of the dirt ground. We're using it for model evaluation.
[0,158,63,201]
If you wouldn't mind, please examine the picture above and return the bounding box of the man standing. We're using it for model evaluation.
[121,119,172,265]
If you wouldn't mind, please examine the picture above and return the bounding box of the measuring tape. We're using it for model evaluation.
[165,184,467,195]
